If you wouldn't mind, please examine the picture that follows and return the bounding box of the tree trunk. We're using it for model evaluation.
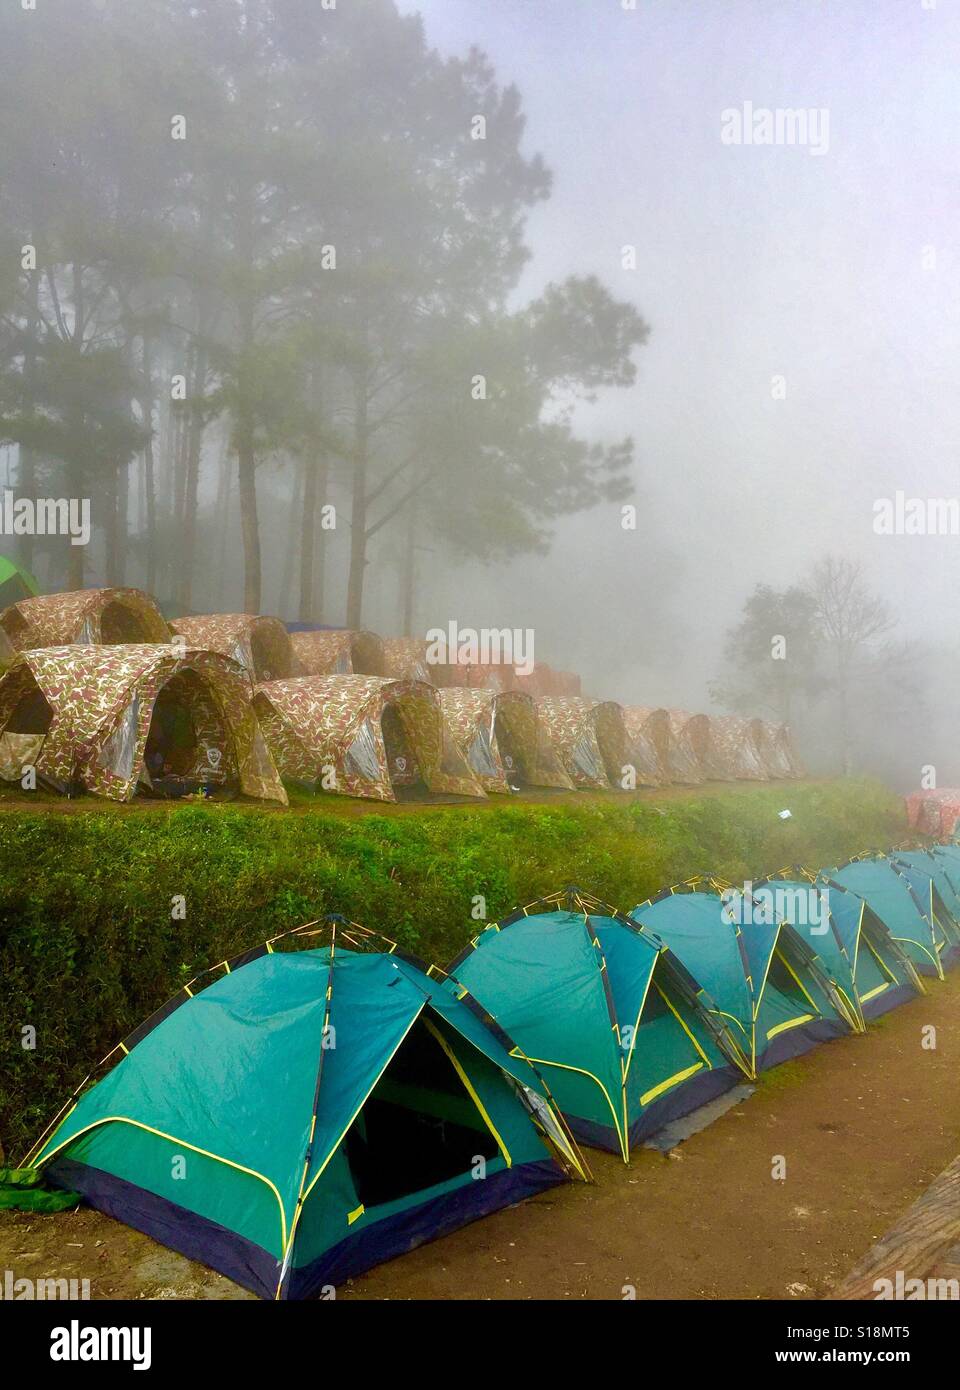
[400,507,416,636]
[214,428,232,609]
[837,650,853,776]
[17,263,41,572]
[345,369,369,629]
[66,261,85,591]
[104,467,120,586]
[140,338,158,595]
[278,461,301,620]
[177,345,208,612]
[237,417,260,613]
[298,450,317,622]
[109,459,130,586]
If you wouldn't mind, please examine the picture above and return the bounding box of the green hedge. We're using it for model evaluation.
[0,778,905,1158]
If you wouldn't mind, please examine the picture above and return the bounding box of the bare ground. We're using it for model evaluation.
[2,968,958,1301]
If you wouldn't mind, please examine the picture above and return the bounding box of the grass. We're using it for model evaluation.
[0,776,906,1158]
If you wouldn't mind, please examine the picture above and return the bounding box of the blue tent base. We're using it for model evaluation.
[562,1065,743,1156]
[861,981,919,1022]
[642,1081,755,1153]
[289,1158,564,1298]
[757,1016,848,1072]
[48,1156,279,1299]
[939,943,960,970]
[628,1063,742,1147]
[48,1154,566,1300]
[564,1114,621,1154]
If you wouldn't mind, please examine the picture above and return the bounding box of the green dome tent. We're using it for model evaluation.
[26,921,586,1299]
[932,843,960,873]
[825,859,949,980]
[630,881,850,1077]
[0,554,38,611]
[445,889,745,1161]
[888,851,960,969]
[755,874,923,1027]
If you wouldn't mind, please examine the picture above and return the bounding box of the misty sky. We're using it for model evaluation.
[396,0,960,707]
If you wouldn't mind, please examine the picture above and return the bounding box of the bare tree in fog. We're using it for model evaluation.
[811,556,895,776]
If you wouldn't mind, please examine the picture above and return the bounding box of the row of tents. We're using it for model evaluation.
[21,843,960,1297]
[0,586,802,803]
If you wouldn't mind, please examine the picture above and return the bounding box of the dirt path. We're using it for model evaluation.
[3,970,958,1301]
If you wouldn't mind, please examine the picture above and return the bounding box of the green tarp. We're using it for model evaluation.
[0,554,39,613]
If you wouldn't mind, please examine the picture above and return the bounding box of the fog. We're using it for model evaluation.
[1,0,956,789]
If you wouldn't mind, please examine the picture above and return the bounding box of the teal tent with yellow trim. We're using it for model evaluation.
[825,858,948,980]
[756,874,923,1027]
[630,881,850,1077]
[446,889,745,1160]
[888,851,960,969]
[27,921,586,1299]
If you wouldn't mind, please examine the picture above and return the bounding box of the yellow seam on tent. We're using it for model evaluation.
[183,984,194,998]
[717,1009,749,1038]
[37,1116,288,1249]
[298,1004,427,1210]
[520,1055,626,1159]
[753,926,781,1024]
[765,1013,814,1041]
[347,1204,365,1226]
[852,903,864,977]
[118,1043,129,1056]
[423,1018,512,1169]
[777,950,819,1015]
[639,1062,704,1107]
[622,957,658,1082]
[23,1097,80,1169]
[579,918,628,1159]
[652,981,712,1068]
[833,984,863,1032]
[863,936,897,987]
[889,934,943,979]
[858,982,890,1003]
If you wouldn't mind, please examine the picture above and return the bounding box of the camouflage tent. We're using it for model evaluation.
[619,707,665,787]
[536,697,631,790]
[170,614,293,683]
[289,629,385,678]
[0,587,170,651]
[626,706,701,784]
[513,663,581,699]
[667,710,726,781]
[0,645,286,803]
[768,721,804,778]
[431,658,513,692]
[439,688,574,793]
[254,675,486,801]
[710,714,768,780]
[381,637,434,685]
[748,719,792,778]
